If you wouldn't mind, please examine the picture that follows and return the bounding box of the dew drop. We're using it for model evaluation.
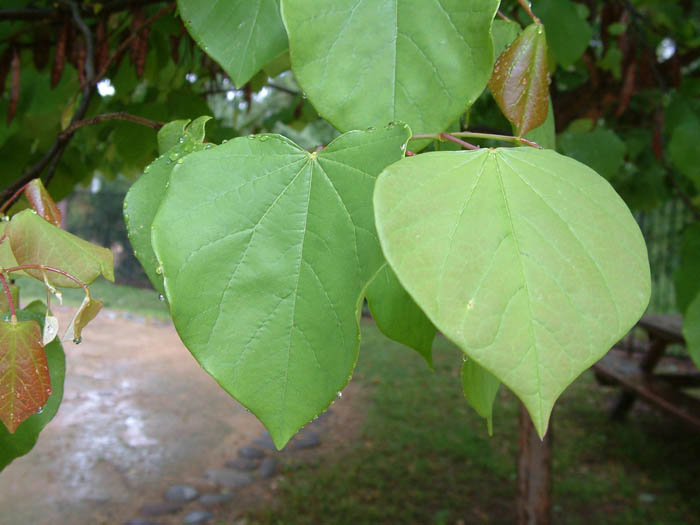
[158,294,165,302]
[73,336,82,344]
[365,126,376,132]
[36,406,44,415]
[178,136,185,143]
[2,216,9,222]
[176,158,184,164]
[205,144,213,149]
[155,265,163,275]
[336,391,342,399]
[259,136,270,142]
[247,135,256,140]
[222,139,229,143]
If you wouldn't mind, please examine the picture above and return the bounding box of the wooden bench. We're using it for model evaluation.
[592,314,700,431]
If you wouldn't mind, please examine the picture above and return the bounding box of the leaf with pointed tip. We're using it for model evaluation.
[0,305,65,471]
[63,296,102,342]
[152,125,411,448]
[281,0,499,135]
[682,292,700,369]
[24,179,61,226]
[492,19,522,59]
[532,0,592,68]
[489,24,550,137]
[674,223,700,314]
[0,319,50,433]
[125,119,214,295]
[179,0,288,87]
[157,119,190,155]
[374,148,650,437]
[461,358,500,435]
[7,210,113,288]
[366,264,436,367]
[42,315,59,345]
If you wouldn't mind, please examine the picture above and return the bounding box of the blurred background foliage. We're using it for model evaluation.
[0,0,699,311]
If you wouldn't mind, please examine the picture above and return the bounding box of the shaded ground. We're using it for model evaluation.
[0,306,363,525]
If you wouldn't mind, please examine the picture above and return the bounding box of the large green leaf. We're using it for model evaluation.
[366,264,436,367]
[461,358,500,435]
[374,148,650,436]
[281,0,500,135]
[0,304,65,471]
[682,292,700,369]
[7,210,114,288]
[124,117,213,295]
[532,0,592,68]
[179,0,288,87]
[669,120,700,188]
[152,125,411,448]
[674,223,700,314]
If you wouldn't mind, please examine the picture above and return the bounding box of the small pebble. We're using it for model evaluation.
[225,457,260,471]
[294,430,321,450]
[238,446,265,459]
[206,469,253,489]
[139,501,183,517]
[199,492,234,507]
[183,510,215,524]
[164,484,199,503]
[258,457,277,479]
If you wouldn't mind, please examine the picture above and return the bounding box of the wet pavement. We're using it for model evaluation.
[0,306,267,525]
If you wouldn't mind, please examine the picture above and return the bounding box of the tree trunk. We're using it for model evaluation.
[516,403,552,525]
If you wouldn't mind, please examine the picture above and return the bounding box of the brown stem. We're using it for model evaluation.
[0,180,32,215]
[517,0,541,24]
[497,10,514,22]
[59,112,165,139]
[439,133,480,150]
[0,273,17,320]
[4,265,90,295]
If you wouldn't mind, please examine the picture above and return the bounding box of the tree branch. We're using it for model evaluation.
[60,112,165,138]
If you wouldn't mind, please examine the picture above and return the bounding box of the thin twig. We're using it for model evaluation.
[439,133,479,150]
[412,131,542,149]
[60,112,165,139]
[497,10,514,22]
[0,181,31,215]
[266,83,300,96]
[516,0,541,24]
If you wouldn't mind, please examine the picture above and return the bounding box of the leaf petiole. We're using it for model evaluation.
[410,131,542,149]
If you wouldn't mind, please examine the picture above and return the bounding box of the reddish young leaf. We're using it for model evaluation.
[24,179,62,227]
[51,22,68,88]
[0,319,51,434]
[8,47,20,125]
[489,23,550,137]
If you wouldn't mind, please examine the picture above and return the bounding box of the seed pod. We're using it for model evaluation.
[8,46,20,124]
[95,19,109,74]
[33,31,50,70]
[135,25,149,78]
[0,47,11,98]
[51,22,69,88]
[130,8,145,65]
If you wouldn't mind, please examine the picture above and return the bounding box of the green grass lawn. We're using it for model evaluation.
[247,321,700,525]
[13,276,170,319]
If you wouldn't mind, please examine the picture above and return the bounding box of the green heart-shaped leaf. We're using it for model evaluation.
[152,125,410,448]
[281,0,499,134]
[374,148,650,436]
[125,117,213,294]
[179,0,288,87]
[461,358,500,435]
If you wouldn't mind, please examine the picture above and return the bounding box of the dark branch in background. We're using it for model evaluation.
[60,112,165,138]
[0,1,175,204]
[0,0,166,21]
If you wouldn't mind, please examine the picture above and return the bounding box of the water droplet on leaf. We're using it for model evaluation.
[336,391,342,399]
[158,294,165,302]
[155,265,163,275]
[73,336,82,344]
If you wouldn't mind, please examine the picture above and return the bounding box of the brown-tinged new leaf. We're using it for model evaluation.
[0,319,51,433]
[489,23,550,137]
[24,179,62,227]
[51,22,68,88]
[7,210,114,288]
[8,47,20,125]
[64,296,102,343]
